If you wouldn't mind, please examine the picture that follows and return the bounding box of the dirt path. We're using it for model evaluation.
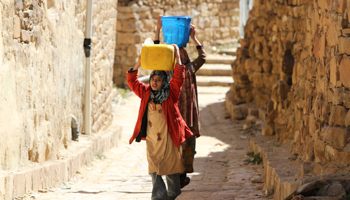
[21,86,271,200]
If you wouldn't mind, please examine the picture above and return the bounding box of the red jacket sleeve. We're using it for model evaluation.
[126,70,147,99]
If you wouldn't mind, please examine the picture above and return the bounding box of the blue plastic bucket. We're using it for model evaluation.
[161,16,193,47]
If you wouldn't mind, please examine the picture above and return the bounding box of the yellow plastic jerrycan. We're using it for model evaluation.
[141,44,176,71]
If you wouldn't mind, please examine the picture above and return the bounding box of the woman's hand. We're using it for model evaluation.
[189,24,201,46]
[172,44,182,65]
[155,16,162,41]
[156,16,162,30]
[190,24,196,39]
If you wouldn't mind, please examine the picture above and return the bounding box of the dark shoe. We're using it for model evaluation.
[180,177,190,188]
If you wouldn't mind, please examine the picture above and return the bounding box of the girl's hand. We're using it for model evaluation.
[134,55,141,70]
[172,44,182,65]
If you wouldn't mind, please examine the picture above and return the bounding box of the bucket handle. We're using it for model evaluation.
[176,17,191,29]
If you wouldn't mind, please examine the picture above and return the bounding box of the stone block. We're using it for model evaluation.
[317,0,331,11]
[321,125,332,141]
[292,61,301,84]
[333,87,345,105]
[329,105,347,126]
[210,18,220,27]
[323,125,350,150]
[13,16,21,39]
[301,161,314,176]
[334,0,345,13]
[240,38,250,48]
[25,168,33,193]
[20,30,31,43]
[342,28,350,36]
[323,163,346,174]
[31,166,41,192]
[321,102,331,123]
[329,57,339,86]
[230,104,248,120]
[345,110,350,127]
[266,110,277,124]
[337,151,350,165]
[313,96,323,120]
[326,22,339,47]
[142,19,154,31]
[3,174,13,199]
[117,33,138,44]
[262,60,272,73]
[312,32,325,61]
[339,56,350,88]
[313,162,327,174]
[13,172,26,197]
[294,130,301,143]
[127,45,140,57]
[151,9,163,18]
[339,37,350,54]
[0,174,6,198]
[271,81,291,103]
[248,107,259,118]
[118,6,139,15]
[325,144,338,161]
[331,126,350,150]
[259,108,267,120]
[314,139,326,162]
[343,90,350,108]
[262,123,275,136]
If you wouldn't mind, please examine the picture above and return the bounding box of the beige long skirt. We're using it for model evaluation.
[146,103,184,175]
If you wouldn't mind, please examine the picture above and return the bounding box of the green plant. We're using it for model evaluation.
[244,152,262,165]
[247,151,255,157]
[94,152,106,160]
[117,88,131,98]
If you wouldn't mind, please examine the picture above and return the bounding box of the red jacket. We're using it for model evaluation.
[127,64,194,147]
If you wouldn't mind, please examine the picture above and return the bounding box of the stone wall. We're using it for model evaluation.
[114,0,240,86]
[0,0,116,171]
[228,0,350,175]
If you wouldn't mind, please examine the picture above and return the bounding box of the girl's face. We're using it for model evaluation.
[150,75,163,91]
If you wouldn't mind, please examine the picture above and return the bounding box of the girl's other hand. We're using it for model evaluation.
[134,55,141,70]
[172,44,182,65]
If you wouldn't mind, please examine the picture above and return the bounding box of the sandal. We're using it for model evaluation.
[180,177,190,188]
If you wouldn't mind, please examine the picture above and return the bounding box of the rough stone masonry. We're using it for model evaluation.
[0,0,117,198]
[227,0,350,177]
[114,0,241,86]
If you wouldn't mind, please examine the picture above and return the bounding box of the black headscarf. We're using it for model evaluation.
[149,70,170,104]
[135,70,170,142]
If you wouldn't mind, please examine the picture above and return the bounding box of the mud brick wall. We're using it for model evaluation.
[0,0,117,170]
[228,0,350,175]
[114,0,241,86]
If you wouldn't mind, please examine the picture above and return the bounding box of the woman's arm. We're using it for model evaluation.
[154,16,162,44]
[169,45,184,101]
[189,25,206,72]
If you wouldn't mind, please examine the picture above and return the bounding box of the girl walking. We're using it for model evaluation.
[127,44,193,200]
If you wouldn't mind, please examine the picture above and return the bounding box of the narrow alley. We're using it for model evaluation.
[19,55,272,200]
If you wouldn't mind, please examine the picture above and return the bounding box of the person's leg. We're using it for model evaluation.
[166,173,181,200]
[180,137,196,188]
[150,173,168,200]
[179,173,190,188]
